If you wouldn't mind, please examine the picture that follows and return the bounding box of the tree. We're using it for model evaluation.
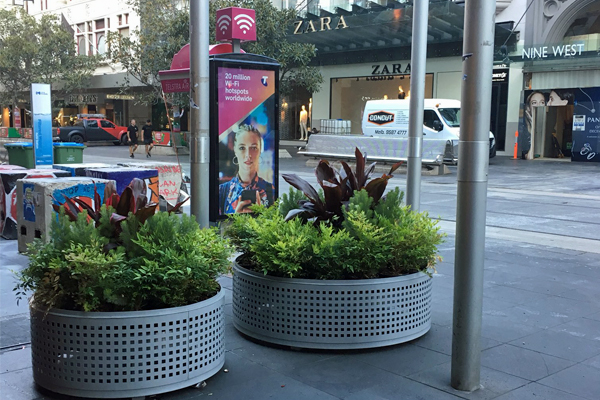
[106,0,322,105]
[106,0,190,106]
[209,0,323,96]
[0,8,98,108]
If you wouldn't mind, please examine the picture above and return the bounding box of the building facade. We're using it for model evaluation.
[282,0,600,162]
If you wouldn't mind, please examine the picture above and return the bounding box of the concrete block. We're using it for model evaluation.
[117,162,184,206]
[1,169,71,240]
[16,177,114,253]
[53,163,114,177]
[85,167,159,204]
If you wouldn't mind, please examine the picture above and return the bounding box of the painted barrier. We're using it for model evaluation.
[1,168,71,240]
[118,162,183,206]
[17,177,114,252]
[85,167,159,204]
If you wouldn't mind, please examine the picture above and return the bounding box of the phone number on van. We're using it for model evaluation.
[374,129,408,135]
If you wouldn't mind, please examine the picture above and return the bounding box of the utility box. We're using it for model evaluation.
[85,167,159,204]
[1,168,71,240]
[53,163,113,177]
[118,162,185,207]
[16,177,114,253]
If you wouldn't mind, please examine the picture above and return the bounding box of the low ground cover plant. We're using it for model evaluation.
[226,149,444,279]
[15,179,233,312]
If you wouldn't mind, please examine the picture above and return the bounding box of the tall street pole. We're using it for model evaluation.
[406,0,429,212]
[451,0,495,391]
[189,0,211,227]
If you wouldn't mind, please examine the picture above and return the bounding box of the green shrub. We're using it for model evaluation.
[226,186,444,280]
[15,181,234,312]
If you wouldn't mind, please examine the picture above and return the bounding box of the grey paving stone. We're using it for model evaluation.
[231,337,338,373]
[538,364,600,400]
[480,312,542,343]
[482,285,550,306]
[480,344,574,381]
[586,312,600,322]
[413,324,501,356]
[0,368,48,400]
[0,347,31,374]
[0,314,30,348]
[510,328,600,362]
[160,352,341,400]
[583,354,600,371]
[224,322,250,351]
[338,343,450,377]
[284,353,413,399]
[493,382,587,400]
[549,317,600,341]
[408,362,530,400]
[343,375,462,400]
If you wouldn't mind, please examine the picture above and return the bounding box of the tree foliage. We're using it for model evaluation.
[106,0,322,105]
[0,8,98,106]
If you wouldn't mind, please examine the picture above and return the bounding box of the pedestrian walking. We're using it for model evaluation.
[127,119,139,158]
[142,119,154,158]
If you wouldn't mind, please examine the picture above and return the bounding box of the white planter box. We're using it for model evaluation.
[233,263,432,350]
[30,290,225,399]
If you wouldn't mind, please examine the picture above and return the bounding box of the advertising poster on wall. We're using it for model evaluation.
[211,59,279,221]
[31,83,54,168]
[518,86,600,162]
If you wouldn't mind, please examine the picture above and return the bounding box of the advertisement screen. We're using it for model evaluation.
[31,83,53,168]
[216,66,277,218]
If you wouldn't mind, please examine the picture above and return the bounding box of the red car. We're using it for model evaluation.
[56,118,129,145]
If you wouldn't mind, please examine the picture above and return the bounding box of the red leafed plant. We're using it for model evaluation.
[52,178,187,243]
[282,148,402,226]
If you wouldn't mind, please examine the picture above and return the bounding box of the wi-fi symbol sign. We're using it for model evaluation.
[234,13,255,34]
[217,15,231,35]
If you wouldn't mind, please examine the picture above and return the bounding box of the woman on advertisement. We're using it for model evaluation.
[218,124,275,214]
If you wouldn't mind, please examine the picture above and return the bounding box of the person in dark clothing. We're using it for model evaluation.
[127,119,138,158]
[142,119,154,158]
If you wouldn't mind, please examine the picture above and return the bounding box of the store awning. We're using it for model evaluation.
[286,1,515,65]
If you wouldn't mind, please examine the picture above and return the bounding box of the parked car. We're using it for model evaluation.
[56,118,128,145]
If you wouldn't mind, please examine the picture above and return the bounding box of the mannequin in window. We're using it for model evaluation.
[398,87,406,99]
[299,105,308,141]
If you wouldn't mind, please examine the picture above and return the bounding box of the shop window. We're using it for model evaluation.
[330,74,434,134]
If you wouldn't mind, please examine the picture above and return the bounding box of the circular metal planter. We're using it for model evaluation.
[30,290,225,399]
[232,263,432,349]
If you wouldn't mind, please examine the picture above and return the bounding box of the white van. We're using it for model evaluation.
[362,99,496,159]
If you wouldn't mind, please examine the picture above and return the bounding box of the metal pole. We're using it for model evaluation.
[406,0,429,212]
[451,0,495,391]
[189,0,210,227]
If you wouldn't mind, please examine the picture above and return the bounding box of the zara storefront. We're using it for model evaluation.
[285,1,518,154]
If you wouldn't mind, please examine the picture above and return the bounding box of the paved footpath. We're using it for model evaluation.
[1,149,600,399]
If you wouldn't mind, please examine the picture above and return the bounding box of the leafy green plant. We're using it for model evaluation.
[282,148,402,226]
[226,185,445,280]
[15,179,233,312]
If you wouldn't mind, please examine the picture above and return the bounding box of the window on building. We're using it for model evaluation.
[124,13,129,24]
[76,23,85,34]
[78,37,86,55]
[97,34,106,55]
[118,14,122,25]
[87,22,92,31]
[95,19,105,30]
[119,27,130,37]
[88,35,93,56]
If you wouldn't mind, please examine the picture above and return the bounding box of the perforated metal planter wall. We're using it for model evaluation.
[29,290,225,399]
[232,263,432,349]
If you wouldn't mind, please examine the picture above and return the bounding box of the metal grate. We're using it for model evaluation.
[233,264,432,349]
[30,291,225,398]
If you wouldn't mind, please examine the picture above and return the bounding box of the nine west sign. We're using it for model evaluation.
[294,16,348,34]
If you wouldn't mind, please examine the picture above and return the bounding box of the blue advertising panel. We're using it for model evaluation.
[572,87,600,162]
[31,83,54,168]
